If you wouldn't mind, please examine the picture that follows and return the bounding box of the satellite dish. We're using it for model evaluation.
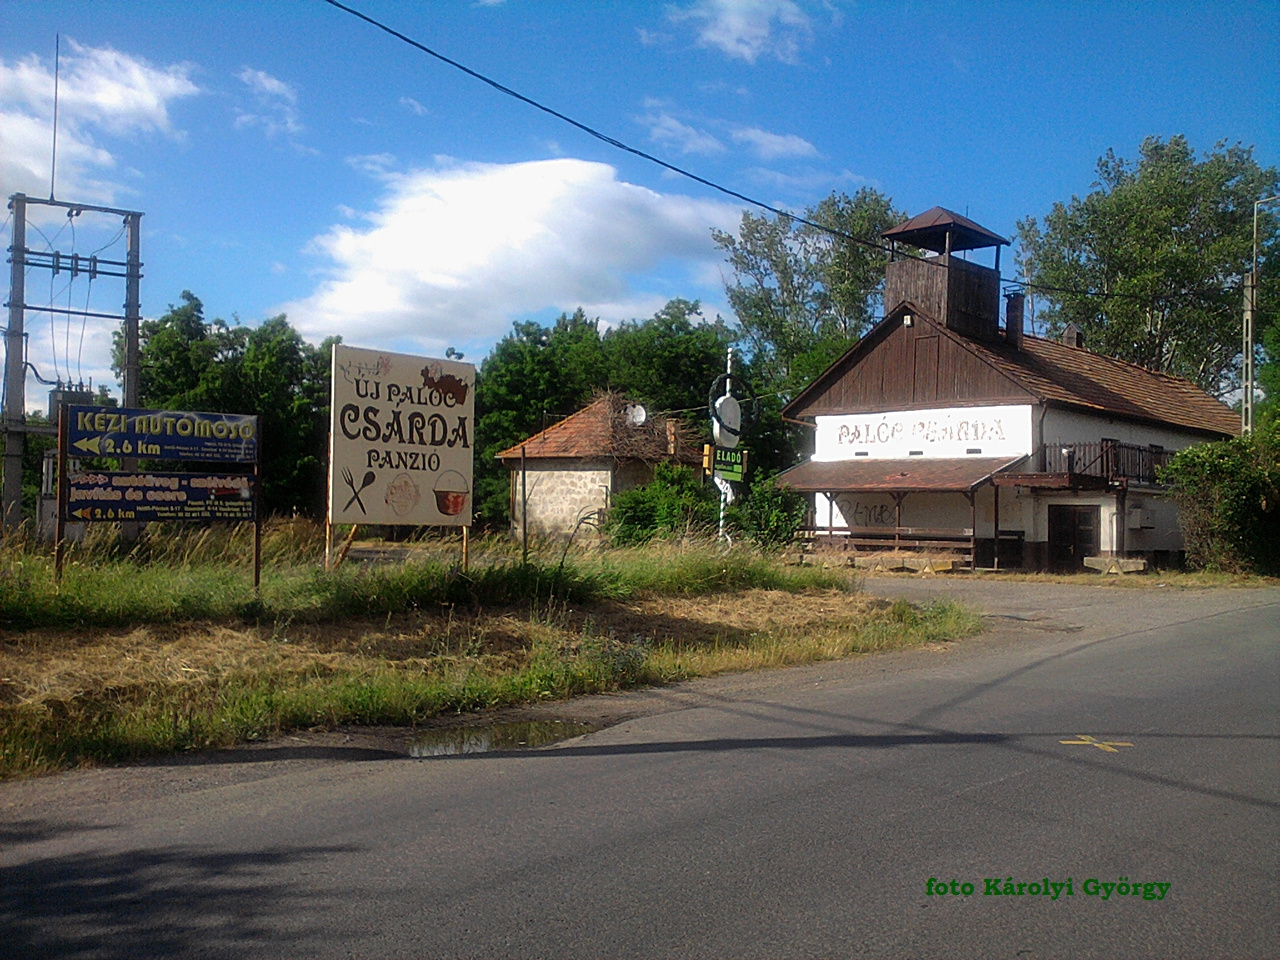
[624,403,648,427]
[712,394,741,448]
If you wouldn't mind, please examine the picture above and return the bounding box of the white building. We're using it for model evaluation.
[777,207,1238,571]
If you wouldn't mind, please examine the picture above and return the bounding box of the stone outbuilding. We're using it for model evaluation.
[497,394,701,540]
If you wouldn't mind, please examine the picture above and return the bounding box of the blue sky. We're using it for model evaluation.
[3,0,1277,405]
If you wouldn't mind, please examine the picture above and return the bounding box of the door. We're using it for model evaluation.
[1048,505,1099,572]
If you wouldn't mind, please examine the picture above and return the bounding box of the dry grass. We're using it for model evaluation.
[0,588,978,779]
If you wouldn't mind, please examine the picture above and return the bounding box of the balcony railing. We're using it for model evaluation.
[1041,441,1173,484]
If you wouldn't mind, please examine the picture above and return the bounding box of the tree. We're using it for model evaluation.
[113,292,333,516]
[1017,136,1279,394]
[472,301,741,529]
[712,187,904,394]
[473,310,605,528]
[1159,419,1280,574]
[601,299,733,416]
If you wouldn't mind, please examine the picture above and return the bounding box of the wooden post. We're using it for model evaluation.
[993,482,1001,571]
[967,490,977,571]
[520,445,529,564]
[461,523,469,573]
[893,492,905,554]
[324,518,332,571]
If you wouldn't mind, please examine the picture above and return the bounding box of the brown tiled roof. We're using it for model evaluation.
[776,456,1025,493]
[961,332,1239,437]
[497,394,701,464]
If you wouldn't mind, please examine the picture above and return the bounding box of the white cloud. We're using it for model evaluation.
[640,102,724,155]
[283,158,741,354]
[670,0,813,64]
[234,66,303,139]
[400,96,428,117]
[730,125,818,159]
[0,40,199,202]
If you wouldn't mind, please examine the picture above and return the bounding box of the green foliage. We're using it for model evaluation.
[605,462,717,545]
[712,187,903,394]
[474,310,605,528]
[1018,136,1279,393]
[727,474,808,549]
[474,301,737,529]
[1159,420,1280,573]
[600,299,733,417]
[111,291,336,515]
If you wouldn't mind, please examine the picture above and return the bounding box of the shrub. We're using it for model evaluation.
[1159,420,1280,574]
[727,475,808,549]
[605,462,717,545]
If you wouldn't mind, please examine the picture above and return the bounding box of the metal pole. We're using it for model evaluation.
[3,193,27,532]
[1243,272,1255,435]
[120,211,143,540]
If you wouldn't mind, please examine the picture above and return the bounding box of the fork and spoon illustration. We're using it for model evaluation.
[342,467,377,513]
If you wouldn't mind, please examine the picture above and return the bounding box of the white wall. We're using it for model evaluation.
[814,405,1033,461]
[1041,407,1218,452]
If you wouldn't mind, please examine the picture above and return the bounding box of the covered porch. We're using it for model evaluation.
[776,456,1026,570]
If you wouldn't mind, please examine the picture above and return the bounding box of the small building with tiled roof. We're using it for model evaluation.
[497,393,700,539]
[778,208,1238,571]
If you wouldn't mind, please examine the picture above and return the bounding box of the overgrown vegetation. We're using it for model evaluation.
[605,463,718,545]
[0,523,982,779]
[727,475,809,548]
[1159,419,1280,574]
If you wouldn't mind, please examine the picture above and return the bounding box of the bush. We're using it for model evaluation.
[1159,420,1280,574]
[605,462,717,545]
[727,475,808,549]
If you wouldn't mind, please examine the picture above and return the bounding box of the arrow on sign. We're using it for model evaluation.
[73,436,102,455]
[71,508,92,519]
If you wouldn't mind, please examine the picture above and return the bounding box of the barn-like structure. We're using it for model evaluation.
[778,207,1238,571]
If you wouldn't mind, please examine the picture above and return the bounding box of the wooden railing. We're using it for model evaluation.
[1041,441,1173,484]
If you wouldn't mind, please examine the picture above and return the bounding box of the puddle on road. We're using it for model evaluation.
[409,720,600,758]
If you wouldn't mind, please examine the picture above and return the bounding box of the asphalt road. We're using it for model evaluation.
[2,582,1277,959]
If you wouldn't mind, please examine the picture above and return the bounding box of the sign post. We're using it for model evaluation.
[56,406,260,586]
[327,345,475,567]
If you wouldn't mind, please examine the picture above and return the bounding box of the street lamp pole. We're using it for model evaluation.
[1245,194,1280,435]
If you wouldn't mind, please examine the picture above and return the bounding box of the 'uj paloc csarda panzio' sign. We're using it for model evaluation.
[328,344,475,526]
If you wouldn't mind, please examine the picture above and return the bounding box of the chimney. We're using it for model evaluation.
[1004,292,1024,350]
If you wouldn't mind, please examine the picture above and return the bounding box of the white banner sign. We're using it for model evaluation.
[328,344,475,526]
[813,404,1032,461]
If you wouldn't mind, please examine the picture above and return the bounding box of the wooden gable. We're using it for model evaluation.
[785,308,1034,418]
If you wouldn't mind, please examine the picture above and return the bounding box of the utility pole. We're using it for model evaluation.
[3,194,27,531]
[1243,272,1255,436]
[2,193,143,531]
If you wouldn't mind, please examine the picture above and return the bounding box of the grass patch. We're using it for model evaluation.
[0,584,979,779]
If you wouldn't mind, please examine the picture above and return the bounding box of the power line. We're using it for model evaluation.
[321,0,1223,310]
[317,0,898,261]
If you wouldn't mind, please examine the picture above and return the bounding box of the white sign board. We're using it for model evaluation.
[813,404,1033,461]
[328,345,475,526]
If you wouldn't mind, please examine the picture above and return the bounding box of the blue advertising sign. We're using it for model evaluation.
[66,471,256,522]
[67,406,258,463]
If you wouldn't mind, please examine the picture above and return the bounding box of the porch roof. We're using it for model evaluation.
[775,456,1025,493]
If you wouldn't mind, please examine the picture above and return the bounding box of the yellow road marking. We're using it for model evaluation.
[1060,734,1134,753]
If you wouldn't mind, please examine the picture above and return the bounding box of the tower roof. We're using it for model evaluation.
[881,206,1009,253]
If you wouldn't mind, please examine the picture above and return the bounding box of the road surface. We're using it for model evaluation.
[2,581,1276,959]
